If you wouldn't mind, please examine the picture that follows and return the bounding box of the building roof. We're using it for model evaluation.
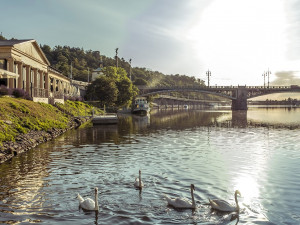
[93,67,103,72]
[0,39,50,66]
[0,39,34,46]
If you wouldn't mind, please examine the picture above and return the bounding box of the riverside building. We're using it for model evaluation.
[0,39,85,104]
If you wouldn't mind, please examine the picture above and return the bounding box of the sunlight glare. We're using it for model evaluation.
[186,0,287,85]
[233,175,260,205]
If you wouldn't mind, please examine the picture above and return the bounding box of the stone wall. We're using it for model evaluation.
[0,117,89,164]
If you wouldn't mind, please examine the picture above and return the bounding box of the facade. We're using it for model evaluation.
[0,39,84,104]
[91,65,104,82]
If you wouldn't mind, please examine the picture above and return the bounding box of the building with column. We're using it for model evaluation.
[0,39,84,104]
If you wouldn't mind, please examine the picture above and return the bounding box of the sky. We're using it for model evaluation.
[1,0,300,86]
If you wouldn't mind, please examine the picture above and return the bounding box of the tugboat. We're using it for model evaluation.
[132,97,150,114]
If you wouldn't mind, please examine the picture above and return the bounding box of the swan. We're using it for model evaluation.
[209,190,241,212]
[165,184,196,209]
[223,212,239,222]
[77,187,99,211]
[134,170,144,189]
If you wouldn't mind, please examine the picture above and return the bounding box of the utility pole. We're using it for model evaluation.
[206,69,211,88]
[87,67,90,83]
[115,48,119,68]
[70,62,73,80]
[266,68,271,88]
[129,58,132,81]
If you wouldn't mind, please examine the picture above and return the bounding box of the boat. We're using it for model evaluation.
[132,97,150,114]
[92,114,118,125]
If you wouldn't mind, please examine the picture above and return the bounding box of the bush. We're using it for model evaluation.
[12,88,26,98]
[0,85,9,96]
[64,95,83,102]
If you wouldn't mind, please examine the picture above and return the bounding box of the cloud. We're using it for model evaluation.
[285,0,300,61]
[271,71,300,85]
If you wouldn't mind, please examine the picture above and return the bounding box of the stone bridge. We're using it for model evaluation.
[137,85,300,110]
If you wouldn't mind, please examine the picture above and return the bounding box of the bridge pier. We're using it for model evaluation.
[231,87,248,110]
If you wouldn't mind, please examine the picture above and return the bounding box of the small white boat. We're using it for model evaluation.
[132,97,150,114]
[92,114,118,125]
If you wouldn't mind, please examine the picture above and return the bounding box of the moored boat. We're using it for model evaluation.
[132,97,150,114]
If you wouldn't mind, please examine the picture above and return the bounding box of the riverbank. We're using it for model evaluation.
[0,97,103,164]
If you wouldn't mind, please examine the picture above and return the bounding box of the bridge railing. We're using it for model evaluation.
[246,86,291,89]
[137,85,297,90]
[137,85,238,90]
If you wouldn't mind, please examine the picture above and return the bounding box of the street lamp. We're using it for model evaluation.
[266,68,271,88]
[262,71,266,88]
[129,58,132,81]
[206,69,211,88]
[115,48,119,68]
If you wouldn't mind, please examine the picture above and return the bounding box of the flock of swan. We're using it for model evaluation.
[77,170,241,221]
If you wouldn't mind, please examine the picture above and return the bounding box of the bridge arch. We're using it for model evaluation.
[139,88,235,100]
[137,85,300,110]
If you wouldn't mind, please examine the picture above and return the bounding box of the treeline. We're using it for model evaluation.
[1,34,205,87]
[39,44,204,87]
[249,98,300,105]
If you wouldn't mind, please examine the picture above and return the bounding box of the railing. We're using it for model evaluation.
[137,85,298,90]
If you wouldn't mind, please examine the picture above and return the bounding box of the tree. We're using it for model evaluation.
[102,66,118,80]
[0,34,6,40]
[134,78,148,86]
[85,76,118,106]
[116,78,137,107]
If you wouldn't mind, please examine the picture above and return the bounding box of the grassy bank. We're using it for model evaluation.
[0,97,103,145]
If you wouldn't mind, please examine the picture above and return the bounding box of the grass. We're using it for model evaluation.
[0,97,103,144]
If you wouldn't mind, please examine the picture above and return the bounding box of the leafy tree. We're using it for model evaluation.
[116,78,137,107]
[133,78,148,86]
[0,35,7,41]
[85,76,118,107]
[102,66,119,80]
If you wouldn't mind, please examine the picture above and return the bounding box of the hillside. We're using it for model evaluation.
[0,97,102,144]
[39,44,205,87]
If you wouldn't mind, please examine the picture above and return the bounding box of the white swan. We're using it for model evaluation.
[77,187,99,211]
[134,170,144,189]
[209,190,241,212]
[223,212,239,222]
[165,184,196,209]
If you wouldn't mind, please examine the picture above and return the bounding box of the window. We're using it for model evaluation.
[0,59,7,70]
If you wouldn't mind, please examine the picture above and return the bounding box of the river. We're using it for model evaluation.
[0,107,300,225]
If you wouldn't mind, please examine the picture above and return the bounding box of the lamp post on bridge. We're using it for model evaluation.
[262,71,266,88]
[262,69,271,88]
[266,68,271,88]
[206,69,211,88]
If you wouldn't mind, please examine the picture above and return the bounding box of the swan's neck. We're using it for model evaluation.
[235,216,239,225]
[139,173,142,188]
[95,191,99,211]
[235,193,239,211]
[191,187,195,208]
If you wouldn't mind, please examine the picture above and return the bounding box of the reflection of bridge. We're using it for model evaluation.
[137,85,300,110]
[152,94,228,110]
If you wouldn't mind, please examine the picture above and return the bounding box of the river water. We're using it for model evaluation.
[0,107,300,225]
